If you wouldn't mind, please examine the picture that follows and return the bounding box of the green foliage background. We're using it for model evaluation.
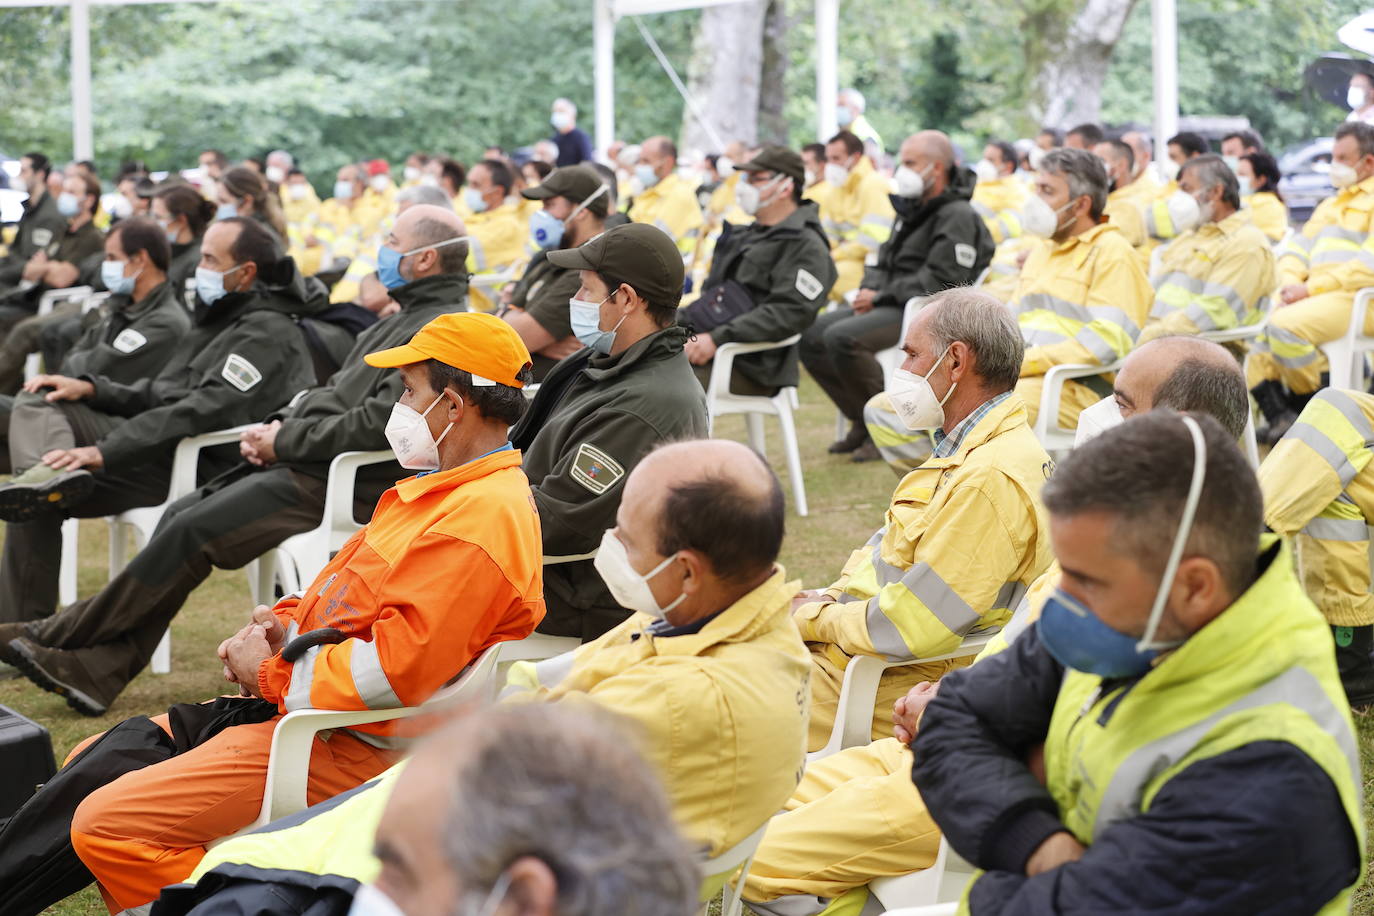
[0,0,1369,187]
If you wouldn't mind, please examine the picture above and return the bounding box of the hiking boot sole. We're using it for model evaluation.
[0,472,94,523]
[7,639,107,716]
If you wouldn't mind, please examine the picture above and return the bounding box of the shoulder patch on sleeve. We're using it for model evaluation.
[31,228,52,249]
[570,442,625,495]
[795,268,825,300]
[954,243,977,269]
[221,353,263,393]
[111,328,147,354]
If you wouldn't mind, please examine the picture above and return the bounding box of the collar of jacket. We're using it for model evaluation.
[918,393,1029,470]
[1339,173,1374,202]
[843,156,877,193]
[736,201,822,241]
[639,566,799,656]
[112,279,175,319]
[469,200,520,223]
[394,447,522,503]
[389,272,470,312]
[1198,209,1248,239]
[583,325,690,381]
[1125,536,1305,691]
[23,189,50,214]
[1055,222,1119,268]
[641,171,688,201]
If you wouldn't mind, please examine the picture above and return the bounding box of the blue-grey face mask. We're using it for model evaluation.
[195,262,246,306]
[214,202,238,222]
[1037,415,1207,679]
[100,259,138,297]
[569,292,626,355]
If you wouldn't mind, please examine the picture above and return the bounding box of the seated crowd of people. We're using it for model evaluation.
[0,88,1368,916]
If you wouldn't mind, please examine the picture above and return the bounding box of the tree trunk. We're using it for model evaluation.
[757,0,790,145]
[1026,0,1142,128]
[681,0,768,152]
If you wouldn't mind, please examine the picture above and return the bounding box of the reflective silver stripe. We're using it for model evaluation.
[653,218,676,240]
[902,562,980,634]
[468,236,488,271]
[999,590,1037,647]
[1317,225,1366,245]
[532,648,578,688]
[1017,293,1139,338]
[1265,325,1321,368]
[1075,324,1123,363]
[1288,423,1362,486]
[1284,234,1316,254]
[284,620,300,644]
[863,593,913,659]
[1312,249,1360,266]
[995,580,1027,611]
[1092,665,1360,838]
[972,200,994,218]
[284,645,321,712]
[347,729,419,751]
[1301,517,1369,541]
[865,527,886,548]
[1022,326,1073,347]
[870,544,905,586]
[350,638,402,709]
[1201,280,1248,320]
[1320,389,1374,443]
[1155,270,1206,295]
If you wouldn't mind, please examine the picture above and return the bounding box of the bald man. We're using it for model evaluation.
[802,131,994,461]
[739,335,1251,916]
[0,204,473,710]
[628,136,705,254]
[503,439,811,864]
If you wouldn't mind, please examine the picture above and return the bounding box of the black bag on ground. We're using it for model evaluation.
[0,704,56,830]
[0,696,277,916]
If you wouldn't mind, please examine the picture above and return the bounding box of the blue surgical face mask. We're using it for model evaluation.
[569,292,625,355]
[376,236,469,290]
[836,105,855,128]
[333,180,355,201]
[157,217,180,244]
[463,186,488,214]
[634,164,660,189]
[195,262,246,306]
[528,184,608,251]
[57,192,81,218]
[101,259,138,296]
[214,202,238,221]
[1038,415,1208,679]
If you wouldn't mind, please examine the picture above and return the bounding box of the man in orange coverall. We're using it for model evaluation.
[62,312,545,911]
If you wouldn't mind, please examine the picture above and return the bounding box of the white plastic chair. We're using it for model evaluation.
[105,425,255,673]
[871,838,976,912]
[707,334,808,516]
[702,818,771,916]
[1317,287,1374,391]
[248,642,502,831]
[1031,360,1123,455]
[23,286,94,380]
[808,627,1001,764]
[58,518,80,606]
[248,450,394,604]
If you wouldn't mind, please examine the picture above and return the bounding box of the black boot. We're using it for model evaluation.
[1253,380,1299,446]
[1331,625,1374,707]
[828,422,868,454]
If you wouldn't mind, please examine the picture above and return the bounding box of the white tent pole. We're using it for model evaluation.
[814,0,838,141]
[594,0,616,155]
[70,0,93,161]
[1151,0,1178,168]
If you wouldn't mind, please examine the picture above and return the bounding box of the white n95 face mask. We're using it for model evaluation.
[894,165,929,199]
[824,162,850,187]
[1073,396,1123,447]
[1165,188,1202,233]
[348,884,405,916]
[973,159,999,183]
[384,393,454,470]
[885,346,956,430]
[594,528,684,619]
[1330,162,1360,190]
[1022,194,1073,239]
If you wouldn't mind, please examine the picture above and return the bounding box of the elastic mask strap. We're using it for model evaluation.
[403,235,470,258]
[1137,414,1206,651]
[566,184,610,225]
[926,346,957,406]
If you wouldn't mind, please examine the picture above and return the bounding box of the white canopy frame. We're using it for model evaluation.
[3,0,1176,162]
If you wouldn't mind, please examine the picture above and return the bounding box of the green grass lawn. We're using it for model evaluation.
[7,373,1374,914]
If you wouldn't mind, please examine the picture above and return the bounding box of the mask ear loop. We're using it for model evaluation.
[1137,414,1207,652]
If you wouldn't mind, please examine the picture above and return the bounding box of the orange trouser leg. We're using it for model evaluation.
[69,712,394,911]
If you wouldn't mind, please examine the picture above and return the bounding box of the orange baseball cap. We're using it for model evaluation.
[364,312,533,388]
